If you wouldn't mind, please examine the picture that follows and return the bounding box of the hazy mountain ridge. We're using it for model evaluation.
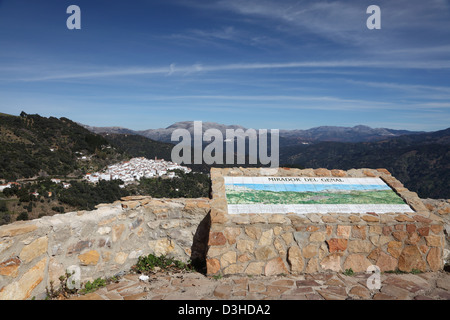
[81,121,423,144]
[280,127,450,199]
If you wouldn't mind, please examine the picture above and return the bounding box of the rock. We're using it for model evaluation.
[293,231,310,247]
[320,254,342,272]
[413,215,432,224]
[223,264,245,275]
[314,168,331,176]
[317,288,347,300]
[0,257,46,300]
[392,231,408,241]
[19,236,48,264]
[97,227,111,235]
[306,225,320,232]
[331,169,346,177]
[0,239,14,254]
[148,238,175,256]
[398,245,427,272]
[352,226,366,240]
[248,282,266,293]
[259,229,274,246]
[406,232,420,245]
[373,293,397,300]
[381,284,411,300]
[309,231,326,242]
[387,241,403,259]
[362,215,379,222]
[348,215,361,223]
[236,240,255,254]
[343,254,372,273]
[207,246,229,258]
[406,224,416,234]
[376,252,398,272]
[327,238,348,253]
[369,235,380,246]
[220,251,237,268]
[321,216,337,223]
[426,247,442,271]
[268,214,289,224]
[47,258,65,286]
[255,246,277,260]
[78,250,100,266]
[417,227,430,236]
[245,226,261,240]
[121,200,141,210]
[114,252,128,265]
[265,285,291,297]
[0,257,21,277]
[378,236,391,246]
[112,224,125,242]
[265,257,288,276]
[347,240,372,253]
[281,233,294,245]
[336,225,351,238]
[223,227,241,244]
[287,246,304,272]
[382,226,392,236]
[369,225,382,234]
[213,284,232,299]
[349,285,371,299]
[436,275,450,291]
[0,222,37,237]
[302,244,318,258]
[395,215,414,222]
[67,240,92,255]
[206,258,220,275]
[368,247,381,261]
[305,258,319,273]
[425,235,442,247]
[208,232,227,246]
[245,262,265,275]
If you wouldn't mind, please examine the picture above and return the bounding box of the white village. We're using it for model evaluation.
[84,157,191,185]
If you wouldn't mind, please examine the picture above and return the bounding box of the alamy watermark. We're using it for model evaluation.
[170,121,279,168]
[66,5,381,30]
[366,265,381,290]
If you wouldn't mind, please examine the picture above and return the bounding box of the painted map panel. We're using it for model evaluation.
[224,176,414,214]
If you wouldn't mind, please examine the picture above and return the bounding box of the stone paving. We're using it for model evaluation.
[69,270,450,300]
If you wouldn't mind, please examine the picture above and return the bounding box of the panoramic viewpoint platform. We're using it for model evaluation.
[207,167,445,276]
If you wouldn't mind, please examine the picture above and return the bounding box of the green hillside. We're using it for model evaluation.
[226,189,406,205]
[0,112,127,180]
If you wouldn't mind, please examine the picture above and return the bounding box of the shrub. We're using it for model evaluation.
[17,211,29,221]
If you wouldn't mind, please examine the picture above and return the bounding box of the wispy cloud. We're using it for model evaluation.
[193,0,450,52]
[11,58,450,82]
[344,79,450,94]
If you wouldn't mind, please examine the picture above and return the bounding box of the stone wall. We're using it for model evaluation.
[1,168,448,300]
[0,197,210,300]
[207,167,446,276]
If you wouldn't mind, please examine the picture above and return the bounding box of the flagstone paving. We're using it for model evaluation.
[69,270,450,300]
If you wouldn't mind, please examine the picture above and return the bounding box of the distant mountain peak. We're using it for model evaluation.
[81,120,424,144]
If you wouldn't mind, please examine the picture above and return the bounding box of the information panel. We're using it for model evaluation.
[224,176,414,214]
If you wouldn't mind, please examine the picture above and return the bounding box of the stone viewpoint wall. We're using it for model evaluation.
[0,197,210,300]
[207,168,446,276]
[0,167,448,300]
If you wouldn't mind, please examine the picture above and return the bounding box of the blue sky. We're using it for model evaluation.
[0,0,449,131]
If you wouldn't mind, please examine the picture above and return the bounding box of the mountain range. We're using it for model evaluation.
[1,113,448,199]
[81,122,423,144]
